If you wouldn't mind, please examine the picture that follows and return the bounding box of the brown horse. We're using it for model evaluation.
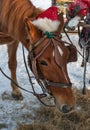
[0,0,77,113]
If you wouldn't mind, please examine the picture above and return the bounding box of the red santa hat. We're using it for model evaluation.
[32,6,60,32]
[69,0,90,17]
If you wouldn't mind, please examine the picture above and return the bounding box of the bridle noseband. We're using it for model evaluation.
[28,32,72,93]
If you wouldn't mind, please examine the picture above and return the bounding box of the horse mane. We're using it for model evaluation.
[0,0,42,40]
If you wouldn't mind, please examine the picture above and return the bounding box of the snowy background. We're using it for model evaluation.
[0,0,90,130]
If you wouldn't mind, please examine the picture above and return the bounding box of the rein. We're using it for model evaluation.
[0,47,54,107]
[64,20,88,94]
[63,23,85,58]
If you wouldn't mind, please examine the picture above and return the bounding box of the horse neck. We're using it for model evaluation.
[0,0,42,50]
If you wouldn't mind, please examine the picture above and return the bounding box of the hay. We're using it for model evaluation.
[18,90,90,130]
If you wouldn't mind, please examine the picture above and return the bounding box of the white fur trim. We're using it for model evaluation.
[68,16,81,28]
[32,18,60,32]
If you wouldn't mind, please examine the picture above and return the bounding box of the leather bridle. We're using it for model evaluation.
[28,33,72,94]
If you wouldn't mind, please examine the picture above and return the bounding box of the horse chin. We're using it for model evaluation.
[51,89,75,113]
[55,100,74,113]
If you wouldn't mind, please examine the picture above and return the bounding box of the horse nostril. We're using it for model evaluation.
[61,104,71,113]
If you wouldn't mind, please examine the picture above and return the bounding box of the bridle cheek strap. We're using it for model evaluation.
[32,59,38,78]
[31,39,52,80]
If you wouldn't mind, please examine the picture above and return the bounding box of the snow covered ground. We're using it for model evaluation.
[31,0,52,9]
[0,33,90,130]
[0,44,41,130]
[0,1,90,130]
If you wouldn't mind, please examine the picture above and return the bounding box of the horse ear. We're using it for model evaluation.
[56,12,64,35]
[25,18,41,44]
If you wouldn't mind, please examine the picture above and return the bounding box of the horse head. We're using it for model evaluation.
[25,11,77,113]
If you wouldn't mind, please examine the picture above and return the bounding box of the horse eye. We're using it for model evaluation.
[40,60,48,66]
